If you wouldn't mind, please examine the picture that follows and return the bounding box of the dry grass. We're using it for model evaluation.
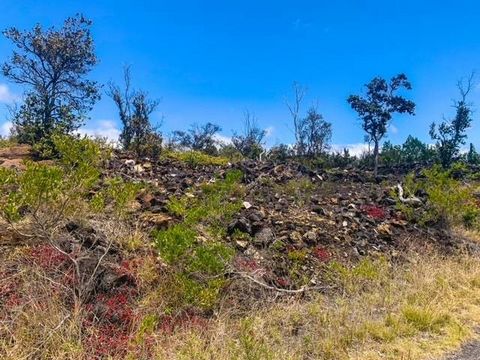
[3,238,480,359]
[144,250,480,360]
[0,248,84,359]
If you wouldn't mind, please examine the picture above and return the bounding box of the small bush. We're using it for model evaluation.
[91,177,143,217]
[0,135,108,226]
[152,170,244,311]
[396,165,479,229]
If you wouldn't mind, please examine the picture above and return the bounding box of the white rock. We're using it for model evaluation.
[243,201,252,209]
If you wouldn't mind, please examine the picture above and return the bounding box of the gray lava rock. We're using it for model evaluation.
[254,227,275,247]
[228,217,252,235]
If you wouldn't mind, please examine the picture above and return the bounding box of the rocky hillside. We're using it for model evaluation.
[1,143,479,359]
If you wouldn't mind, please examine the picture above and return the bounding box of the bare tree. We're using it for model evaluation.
[232,110,266,159]
[286,82,307,155]
[107,66,161,155]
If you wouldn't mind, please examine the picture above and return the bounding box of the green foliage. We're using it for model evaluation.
[108,66,161,157]
[164,150,229,166]
[398,165,479,228]
[153,170,244,310]
[466,143,480,165]
[381,141,402,167]
[402,135,436,164]
[275,178,316,206]
[323,148,355,168]
[430,74,475,168]
[0,135,106,226]
[402,305,451,333]
[267,144,293,162]
[232,111,266,160]
[292,107,332,157]
[0,163,63,222]
[91,177,143,216]
[325,258,387,293]
[0,137,16,149]
[347,74,415,176]
[173,122,221,155]
[3,15,100,146]
[382,136,436,167]
[218,144,244,162]
[422,165,478,227]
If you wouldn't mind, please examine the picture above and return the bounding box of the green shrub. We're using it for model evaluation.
[397,164,479,228]
[422,165,476,227]
[91,177,143,216]
[0,137,16,149]
[152,170,244,311]
[0,135,108,228]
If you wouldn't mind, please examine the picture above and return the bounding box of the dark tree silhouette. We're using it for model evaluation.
[348,74,415,176]
[232,110,266,159]
[298,106,332,158]
[467,143,480,165]
[2,14,100,145]
[173,122,221,155]
[108,66,161,155]
[286,82,307,155]
[430,73,475,168]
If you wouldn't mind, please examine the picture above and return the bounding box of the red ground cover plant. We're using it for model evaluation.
[83,288,138,359]
[361,204,387,220]
[276,277,290,288]
[0,270,23,312]
[158,311,208,334]
[234,256,260,272]
[29,244,69,270]
[312,246,331,262]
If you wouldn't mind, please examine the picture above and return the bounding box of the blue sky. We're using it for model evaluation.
[1,0,480,152]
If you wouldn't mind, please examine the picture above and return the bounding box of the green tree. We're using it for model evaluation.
[381,141,402,167]
[467,143,480,165]
[298,107,332,158]
[2,14,100,146]
[402,135,435,164]
[347,74,415,176]
[430,73,475,168]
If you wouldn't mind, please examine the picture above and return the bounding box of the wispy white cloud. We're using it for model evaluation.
[265,126,275,137]
[77,120,121,144]
[331,143,370,157]
[389,124,398,135]
[0,84,18,104]
[213,133,232,145]
[292,18,312,31]
[0,121,13,137]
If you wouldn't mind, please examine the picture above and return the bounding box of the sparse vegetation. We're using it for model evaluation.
[152,170,244,311]
[1,11,480,360]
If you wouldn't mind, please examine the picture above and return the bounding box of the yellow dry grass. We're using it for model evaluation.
[147,250,480,360]
[3,241,480,359]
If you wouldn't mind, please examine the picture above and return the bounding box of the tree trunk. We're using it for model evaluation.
[373,140,379,177]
